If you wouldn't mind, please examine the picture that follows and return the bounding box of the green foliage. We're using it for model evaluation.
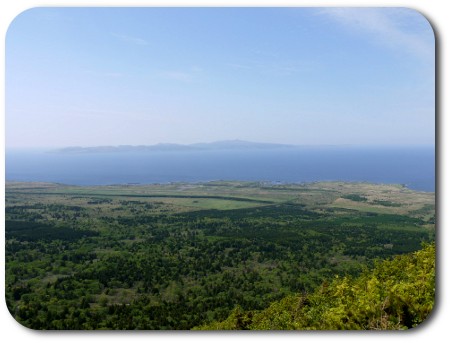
[5,182,435,330]
[341,194,368,202]
[6,220,98,242]
[198,243,435,330]
[371,200,402,207]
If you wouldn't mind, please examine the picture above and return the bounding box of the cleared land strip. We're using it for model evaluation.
[5,191,275,204]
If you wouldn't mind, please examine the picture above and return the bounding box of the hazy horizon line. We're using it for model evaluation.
[5,139,436,151]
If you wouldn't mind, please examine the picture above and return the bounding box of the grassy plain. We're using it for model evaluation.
[5,180,434,212]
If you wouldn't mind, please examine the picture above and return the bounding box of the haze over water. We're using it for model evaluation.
[6,146,435,192]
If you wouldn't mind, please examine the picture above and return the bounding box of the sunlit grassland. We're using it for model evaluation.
[6,180,435,221]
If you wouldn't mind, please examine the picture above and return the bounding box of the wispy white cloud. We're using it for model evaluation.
[318,8,434,63]
[160,71,193,82]
[102,72,126,78]
[263,62,313,76]
[227,63,253,70]
[228,60,315,76]
[159,66,203,82]
[112,33,148,46]
[190,66,203,73]
[81,69,127,78]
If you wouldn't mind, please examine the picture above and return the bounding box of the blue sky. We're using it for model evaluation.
[5,7,435,148]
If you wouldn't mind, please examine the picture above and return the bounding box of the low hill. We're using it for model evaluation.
[195,243,435,330]
[52,140,295,154]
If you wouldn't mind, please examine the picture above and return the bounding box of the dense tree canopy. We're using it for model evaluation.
[197,243,435,330]
[5,181,435,330]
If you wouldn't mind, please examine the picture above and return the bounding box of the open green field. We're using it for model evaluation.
[5,181,435,329]
[6,179,435,213]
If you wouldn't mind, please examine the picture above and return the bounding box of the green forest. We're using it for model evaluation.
[196,243,435,330]
[5,181,435,330]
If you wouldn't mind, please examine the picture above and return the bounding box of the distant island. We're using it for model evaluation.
[51,140,296,154]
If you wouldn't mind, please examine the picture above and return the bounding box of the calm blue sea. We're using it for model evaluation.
[5,146,435,192]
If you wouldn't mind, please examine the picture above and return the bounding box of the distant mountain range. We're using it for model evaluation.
[52,140,296,154]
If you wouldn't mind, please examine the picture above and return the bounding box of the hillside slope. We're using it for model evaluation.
[196,243,435,330]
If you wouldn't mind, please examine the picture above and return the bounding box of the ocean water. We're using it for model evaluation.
[5,146,435,192]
